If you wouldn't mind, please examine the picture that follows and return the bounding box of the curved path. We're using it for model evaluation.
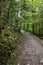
[16,30,43,65]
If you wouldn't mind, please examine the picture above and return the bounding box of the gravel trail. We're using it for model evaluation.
[16,30,43,65]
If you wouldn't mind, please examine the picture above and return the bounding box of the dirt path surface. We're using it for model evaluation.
[16,30,43,65]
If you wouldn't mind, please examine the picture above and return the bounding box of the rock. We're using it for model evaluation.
[27,63,30,65]
[15,38,17,40]
[8,27,10,29]
[12,38,14,40]
[18,63,20,65]
[9,36,12,39]
[40,58,43,64]
[20,30,25,33]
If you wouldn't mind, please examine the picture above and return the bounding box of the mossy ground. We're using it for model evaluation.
[0,20,23,65]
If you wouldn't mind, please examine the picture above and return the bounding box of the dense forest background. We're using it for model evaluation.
[0,0,43,65]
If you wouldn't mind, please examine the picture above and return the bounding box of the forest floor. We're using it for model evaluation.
[16,30,43,65]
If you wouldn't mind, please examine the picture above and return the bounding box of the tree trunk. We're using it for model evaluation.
[0,0,1,17]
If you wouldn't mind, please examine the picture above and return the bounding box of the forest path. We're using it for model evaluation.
[16,30,43,65]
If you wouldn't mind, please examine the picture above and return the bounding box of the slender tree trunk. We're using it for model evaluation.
[32,24,34,34]
[6,1,11,23]
[0,0,1,34]
[0,0,1,17]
